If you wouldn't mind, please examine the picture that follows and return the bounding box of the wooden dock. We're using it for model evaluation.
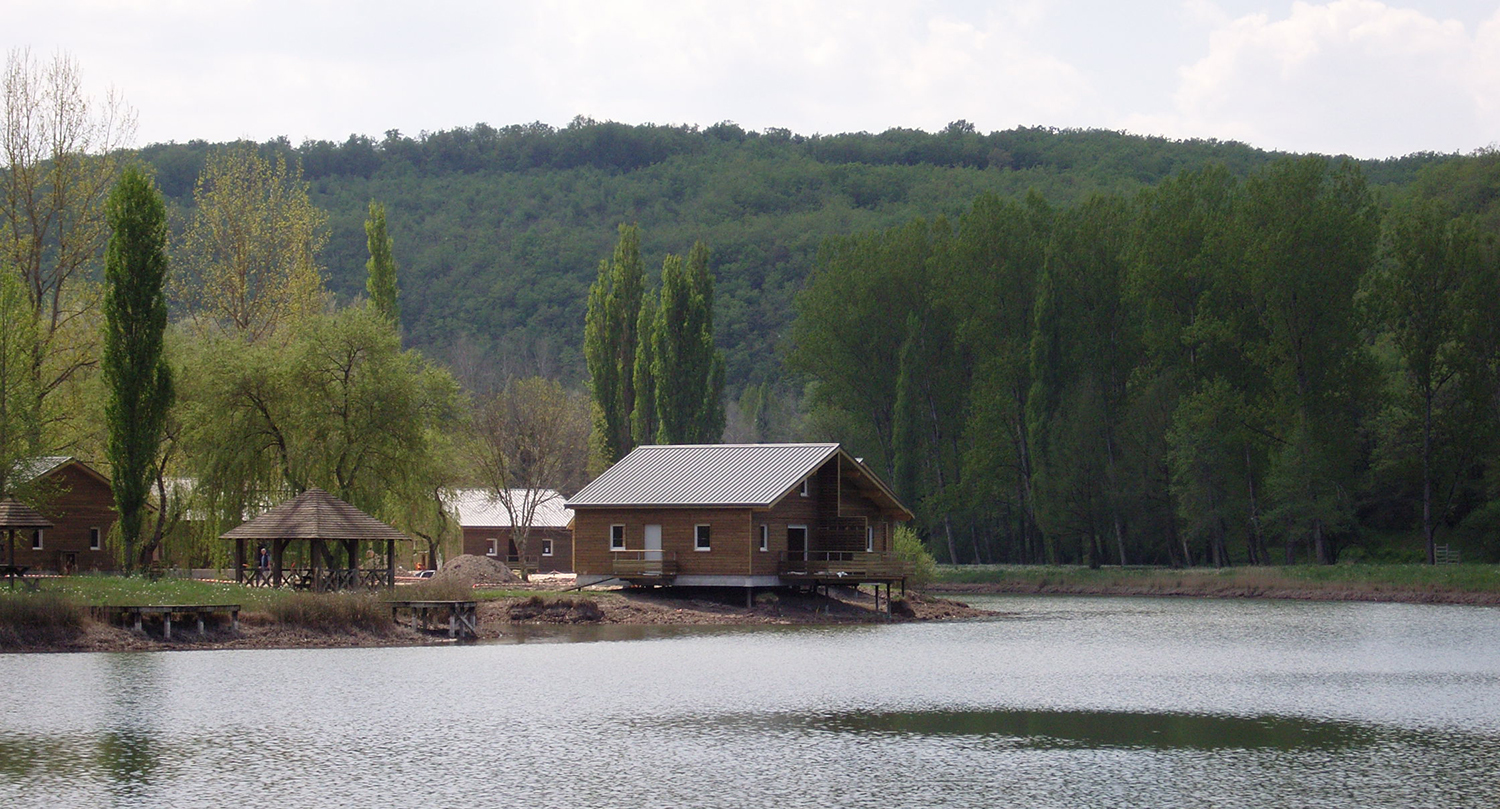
[92,604,241,640]
[389,600,478,640]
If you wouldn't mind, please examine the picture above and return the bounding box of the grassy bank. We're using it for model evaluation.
[931,563,1500,603]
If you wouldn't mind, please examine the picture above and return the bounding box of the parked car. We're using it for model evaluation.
[411,569,435,579]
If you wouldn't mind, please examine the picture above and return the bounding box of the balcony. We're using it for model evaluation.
[779,551,910,581]
[611,550,679,580]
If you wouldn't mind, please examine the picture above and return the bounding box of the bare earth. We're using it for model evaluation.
[3,586,991,654]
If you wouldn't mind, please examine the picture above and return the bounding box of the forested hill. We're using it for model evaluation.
[138,121,1451,390]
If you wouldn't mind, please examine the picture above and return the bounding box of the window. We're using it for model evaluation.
[694,524,711,551]
[486,538,498,557]
[90,527,101,551]
[31,529,43,550]
[799,478,809,497]
[541,539,554,557]
[866,526,874,553]
[759,524,769,552]
[610,524,626,551]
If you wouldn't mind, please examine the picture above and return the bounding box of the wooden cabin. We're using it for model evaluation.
[8,457,118,573]
[567,443,913,590]
[449,488,574,574]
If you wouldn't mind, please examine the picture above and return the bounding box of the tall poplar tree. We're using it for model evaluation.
[365,200,399,325]
[652,242,725,444]
[584,224,644,469]
[102,166,173,573]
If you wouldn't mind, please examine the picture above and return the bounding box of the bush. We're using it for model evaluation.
[267,591,391,633]
[893,525,938,589]
[0,592,86,647]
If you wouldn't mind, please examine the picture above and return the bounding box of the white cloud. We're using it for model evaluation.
[1127,0,1499,157]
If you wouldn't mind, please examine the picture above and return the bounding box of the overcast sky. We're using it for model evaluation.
[8,0,1499,159]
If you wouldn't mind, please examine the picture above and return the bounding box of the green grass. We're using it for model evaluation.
[933,563,1500,595]
[39,574,282,609]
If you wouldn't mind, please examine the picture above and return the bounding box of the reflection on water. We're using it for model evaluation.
[1,595,1498,809]
[757,708,1375,751]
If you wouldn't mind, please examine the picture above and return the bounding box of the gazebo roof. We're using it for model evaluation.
[220,487,408,543]
[0,496,53,530]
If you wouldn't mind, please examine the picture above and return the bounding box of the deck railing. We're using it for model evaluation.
[779,551,909,580]
[611,550,678,579]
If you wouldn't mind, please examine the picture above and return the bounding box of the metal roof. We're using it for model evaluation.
[446,488,573,528]
[566,443,842,508]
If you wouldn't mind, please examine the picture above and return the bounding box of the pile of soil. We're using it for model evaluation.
[432,554,516,588]
[505,595,604,623]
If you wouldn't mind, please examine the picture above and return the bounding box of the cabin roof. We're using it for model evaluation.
[446,488,573,528]
[565,443,911,518]
[12,456,111,488]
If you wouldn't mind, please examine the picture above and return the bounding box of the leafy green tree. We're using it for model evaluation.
[0,262,39,497]
[1,49,134,442]
[631,292,658,446]
[176,144,328,342]
[364,200,399,325]
[1240,158,1378,564]
[102,166,174,573]
[584,224,644,469]
[1367,198,1490,564]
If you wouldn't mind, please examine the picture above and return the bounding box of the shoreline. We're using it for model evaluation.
[1,587,989,655]
[926,579,1500,606]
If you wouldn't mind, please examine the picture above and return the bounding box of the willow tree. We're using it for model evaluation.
[176,145,327,342]
[102,167,174,573]
[365,200,399,325]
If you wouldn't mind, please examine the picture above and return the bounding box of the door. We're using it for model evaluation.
[787,525,808,563]
[644,524,663,573]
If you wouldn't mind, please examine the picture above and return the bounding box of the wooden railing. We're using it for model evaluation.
[780,551,909,580]
[241,567,391,590]
[612,550,678,579]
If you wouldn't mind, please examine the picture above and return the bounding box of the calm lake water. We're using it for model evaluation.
[3,595,1499,808]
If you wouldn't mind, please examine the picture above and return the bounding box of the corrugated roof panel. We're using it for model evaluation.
[445,488,573,528]
[566,443,841,507]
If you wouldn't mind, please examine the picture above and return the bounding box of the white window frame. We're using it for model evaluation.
[32,529,43,550]
[541,539,554,557]
[486,538,498,557]
[866,525,874,553]
[694,524,711,552]
[610,524,626,551]
[759,524,769,552]
[90,527,101,551]
[799,478,810,497]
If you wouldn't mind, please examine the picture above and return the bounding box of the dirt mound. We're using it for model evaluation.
[433,554,516,587]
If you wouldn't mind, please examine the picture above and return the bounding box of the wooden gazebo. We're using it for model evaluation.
[222,488,407,590]
[0,496,52,589]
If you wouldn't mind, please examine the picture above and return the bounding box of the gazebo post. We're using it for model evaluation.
[272,539,285,588]
[386,536,394,586]
[234,538,245,583]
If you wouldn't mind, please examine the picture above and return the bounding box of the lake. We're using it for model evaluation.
[2,595,1498,808]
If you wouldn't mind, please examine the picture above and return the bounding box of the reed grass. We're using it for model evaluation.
[267,591,392,633]
[0,592,85,646]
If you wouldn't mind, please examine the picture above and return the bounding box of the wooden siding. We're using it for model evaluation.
[460,526,573,573]
[573,507,755,578]
[5,463,118,572]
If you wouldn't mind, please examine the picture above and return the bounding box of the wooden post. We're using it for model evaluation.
[163,612,173,641]
[385,537,395,586]
[234,538,246,584]
[272,540,286,588]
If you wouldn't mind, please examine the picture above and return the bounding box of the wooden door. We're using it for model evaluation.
[787,525,807,562]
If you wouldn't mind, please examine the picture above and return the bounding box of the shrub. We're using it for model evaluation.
[893,525,938,589]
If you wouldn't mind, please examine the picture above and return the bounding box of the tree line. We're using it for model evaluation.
[791,158,1500,566]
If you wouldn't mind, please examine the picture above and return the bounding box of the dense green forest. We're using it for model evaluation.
[128,121,1500,567]
[137,121,1449,393]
